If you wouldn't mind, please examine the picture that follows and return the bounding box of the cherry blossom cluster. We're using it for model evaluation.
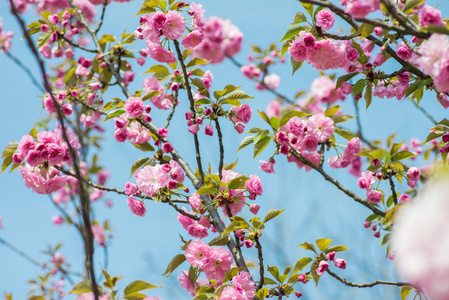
[180,239,255,299]
[271,113,334,172]
[135,3,207,64]
[315,251,347,277]
[125,160,185,216]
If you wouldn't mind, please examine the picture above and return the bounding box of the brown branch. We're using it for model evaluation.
[254,236,264,291]
[165,90,178,129]
[214,118,224,180]
[388,173,398,205]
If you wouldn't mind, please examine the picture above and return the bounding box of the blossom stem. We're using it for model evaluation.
[254,236,265,291]
[388,173,398,205]
[165,90,178,129]
[214,118,225,180]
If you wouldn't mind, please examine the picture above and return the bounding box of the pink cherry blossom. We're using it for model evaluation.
[127,197,147,217]
[202,246,233,281]
[161,10,185,40]
[182,30,203,50]
[184,239,211,268]
[334,258,346,269]
[315,9,335,31]
[188,193,202,210]
[124,97,144,119]
[136,164,170,197]
[306,113,334,143]
[146,41,176,64]
[316,260,329,276]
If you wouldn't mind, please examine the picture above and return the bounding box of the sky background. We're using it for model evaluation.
[1,0,448,299]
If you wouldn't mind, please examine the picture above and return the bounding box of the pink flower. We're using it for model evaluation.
[136,164,170,197]
[188,124,200,134]
[92,224,106,246]
[307,113,334,143]
[203,246,233,281]
[185,239,211,268]
[127,197,147,217]
[230,104,252,124]
[190,2,207,29]
[245,175,263,197]
[178,270,198,296]
[124,97,144,118]
[307,39,348,70]
[266,100,280,118]
[345,0,380,18]
[357,171,375,190]
[249,204,260,215]
[146,42,176,64]
[315,9,335,31]
[316,260,329,276]
[334,258,346,269]
[182,30,203,50]
[407,167,420,182]
[419,5,445,27]
[188,193,202,210]
[169,160,185,183]
[231,271,256,299]
[162,142,174,153]
[234,123,245,134]
[52,215,63,225]
[161,10,185,40]
[399,194,410,203]
[366,190,383,203]
[259,160,275,174]
[289,37,307,62]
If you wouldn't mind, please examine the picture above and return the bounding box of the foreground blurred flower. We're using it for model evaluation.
[393,177,449,300]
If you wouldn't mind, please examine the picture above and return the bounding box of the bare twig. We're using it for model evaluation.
[214,118,225,179]
[254,236,264,291]
[326,268,414,288]
[165,90,178,129]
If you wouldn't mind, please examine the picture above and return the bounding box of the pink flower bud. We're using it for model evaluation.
[41,24,49,32]
[162,142,174,153]
[52,216,63,225]
[61,20,69,28]
[72,28,80,35]
[326,251,336,261]
[99,62,106,69]
[195,117,203,125]
[295,291,302,298]
[188,124,199,135]
[81,59,92,68]
[249,204,260,215]
[244,240,254,248]
[205,125,213,136]
[399,194,409,202]
[171,82,179,91]
[187,72,192,77]
[334,258,346,269]
[372,158,380,167]
[71,90,79,97]
[158,127,169,137]
[137,57,145,66]
[185,111,194,120]
[298,274,307,284]
[374,232,380,238]
[363,221,371,228]
[234,122,245,134]
[154,140,161,147]
[372,225,377,231]
[50,14,60,24]
[65,49,75,59]
[62,11,71,19]
[168,180,178,189]
[204,108,212,116]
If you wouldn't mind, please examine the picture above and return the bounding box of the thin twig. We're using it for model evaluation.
[167,198,200,220]
[173,39,205,184]
[59,34,97,53]
[388,174,398,205]
[214,118,224,179]
[326,268,414,288]
[165,90,178,129]
[94,0,109,34]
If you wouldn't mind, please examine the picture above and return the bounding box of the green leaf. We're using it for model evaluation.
[69,280,92,294]
[316,237,332,252]
[196,182,218,195]
[28,296,46,300]
[402,0,425,12]
[36,31,51,48]
[222,267,245,283]
[222,220,250,234]
[381,233,391,247]
[214,85,240,100]
[124,281,158,295]
[352,79,366,96]
[280,25,304,42]
[279,111,309,127]
[253,136,272,158]
[190,78,210,98]
[237,136,254,152]
[99,34,116,44]
[291,57,303,75]
[2,142,18,159]
[293,257,312,273]
[103,109,126,123]
[262,209,284,224]
[144,65,169,74]
[220,90,253,101]
[401,285,414,300]
[267,265,280,281]
[331,114,355,124]
[334,127,357,140]
[188,67,205,77]
[142,90,163,101]
[162,254,186,276]
[335,72,358,89]
[270,116,280,130]
[130,157,150,177]
[223,159,238,171]
[131,142,155,152]
[1,155,12,174]
[325,245,349,253]
[208,233,230,246]
[292,11,307,26]
[194,98,211,105]
[300,1,314,16]
[364,83,372,109]
[392,151,416,161]
[280,39,294,58]
[263,277,277,285]
[29,127,38,137]
[124,293,152,300]
[420,25,449,35]
[324,106,341,117]
[186,57,209,68]
[255,288,269,300]
[133,5,156,16]
[424,131,445,143]
[227,175,248,190]
[299,241,317,253]
[390,142,404,156]
[439,118,449,127]
[258,110,271,124]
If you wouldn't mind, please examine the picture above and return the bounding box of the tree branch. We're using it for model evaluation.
[326,268,414,288]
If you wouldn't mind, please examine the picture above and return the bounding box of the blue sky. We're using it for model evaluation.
[1,0,448,299]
